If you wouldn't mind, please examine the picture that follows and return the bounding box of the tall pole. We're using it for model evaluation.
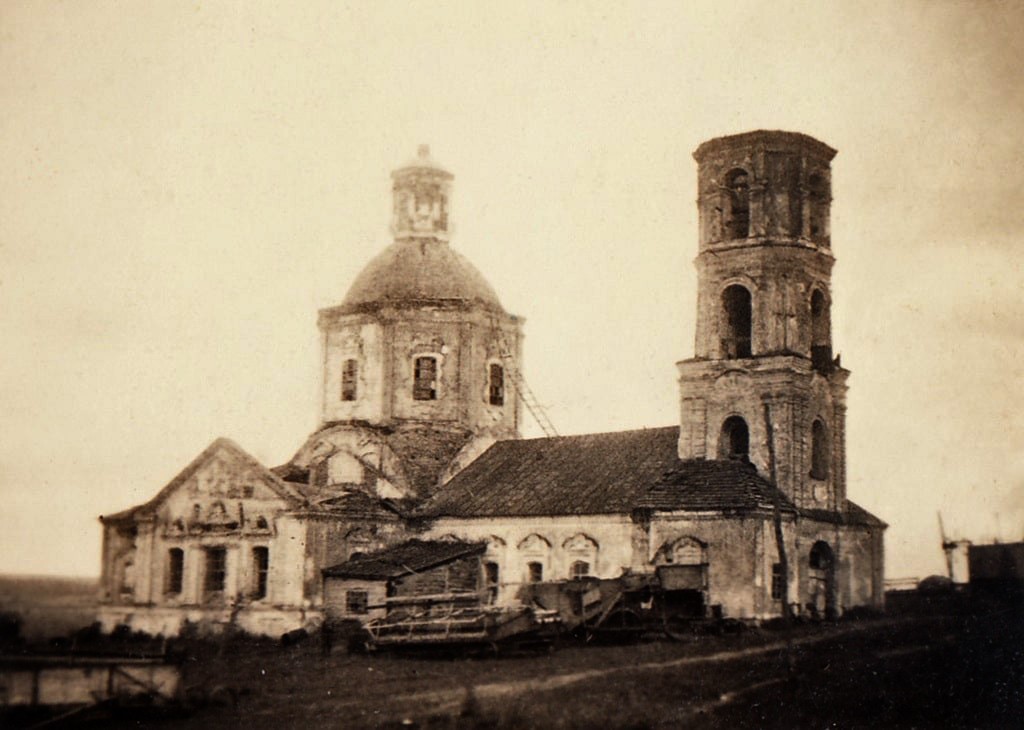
[763,402,791,620]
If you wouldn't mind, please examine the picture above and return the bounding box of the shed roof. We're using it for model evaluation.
[322,539,486,580]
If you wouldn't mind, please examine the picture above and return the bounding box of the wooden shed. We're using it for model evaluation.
[322,539,486,622]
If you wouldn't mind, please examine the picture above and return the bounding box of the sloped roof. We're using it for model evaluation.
[419,427,682,517]
[800,501,888,528]
[637,459,797,513]
[337,240,506,315]
[275,421,476,501]
[99,438,307,524]
[306,490,406,520]
[385,424,475,497]
[419,427,872,521]
[322,539,486,580]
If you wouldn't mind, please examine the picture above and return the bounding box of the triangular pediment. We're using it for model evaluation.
[102,438,306,524]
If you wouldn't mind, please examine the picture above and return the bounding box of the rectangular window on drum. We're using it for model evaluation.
[413,356,438,400]
[488,364,504,406]
[341,359,358,401]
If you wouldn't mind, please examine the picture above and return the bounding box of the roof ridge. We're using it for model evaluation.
[500,424,679,445]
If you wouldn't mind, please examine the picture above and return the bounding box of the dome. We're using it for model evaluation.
[339,240,505,314]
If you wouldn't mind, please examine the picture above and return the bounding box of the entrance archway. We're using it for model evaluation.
[808,541,836,619]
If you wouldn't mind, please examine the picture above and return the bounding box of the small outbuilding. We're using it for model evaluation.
[322,539,487,622]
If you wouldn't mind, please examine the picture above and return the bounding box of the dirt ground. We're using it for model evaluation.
[90,605,1023,729]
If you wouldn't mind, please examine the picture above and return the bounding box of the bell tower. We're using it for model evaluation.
[678,131,848,511]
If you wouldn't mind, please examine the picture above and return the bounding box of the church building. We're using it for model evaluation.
[98,131,885,637]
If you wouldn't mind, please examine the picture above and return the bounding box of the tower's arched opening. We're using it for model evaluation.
[719,416,750,462]
[811,418,830,480]
[725,169,750,240]
[810,289,831,373]
[808,174,829,240]
[722,285,753,358]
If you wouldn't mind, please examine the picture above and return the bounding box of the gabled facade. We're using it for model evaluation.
[99,439,334,636]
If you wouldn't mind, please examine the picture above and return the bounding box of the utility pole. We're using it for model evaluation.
[764,402,792,620]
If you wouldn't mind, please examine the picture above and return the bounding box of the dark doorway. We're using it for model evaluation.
[808,540,836,619]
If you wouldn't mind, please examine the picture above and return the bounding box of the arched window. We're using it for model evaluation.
[810,289,831,373]
[671,538,706,565]
[488,363,504,406]
[518,534,551,583]
[657,537,707,566]
[719,416,749,462]
[413,356,438,400]
[725,169,750,239]
[563,533,599,579]
[722,285,752,358]
[811,419,830,480]
[808,174,829,240]
[341,359,358,401]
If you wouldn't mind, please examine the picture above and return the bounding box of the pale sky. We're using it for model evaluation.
[2,1,1022,581]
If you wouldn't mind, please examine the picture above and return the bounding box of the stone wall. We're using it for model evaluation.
[423,515,642,605]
